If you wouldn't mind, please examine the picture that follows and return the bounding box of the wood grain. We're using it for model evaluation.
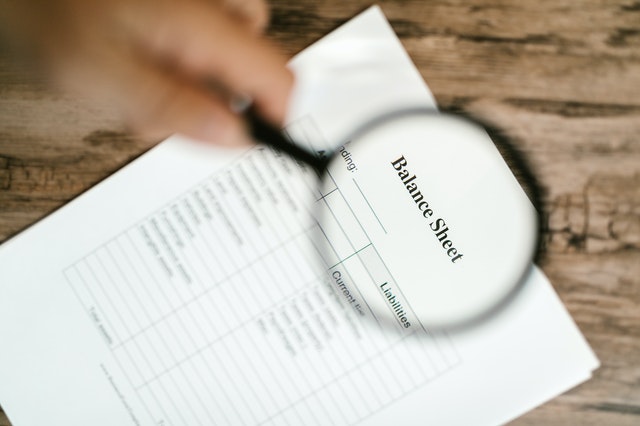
[1,0,639,424]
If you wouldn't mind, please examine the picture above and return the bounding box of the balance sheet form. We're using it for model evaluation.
[64,132,461,426]
[0,6,598,426]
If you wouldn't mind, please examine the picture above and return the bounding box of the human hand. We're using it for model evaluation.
[2,0,293,144]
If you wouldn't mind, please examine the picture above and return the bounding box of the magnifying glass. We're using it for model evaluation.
[248,107,539,330]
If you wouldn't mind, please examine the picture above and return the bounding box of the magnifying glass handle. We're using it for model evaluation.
[246,108,329,175]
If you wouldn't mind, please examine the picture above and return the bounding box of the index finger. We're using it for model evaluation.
[123,0,294,125]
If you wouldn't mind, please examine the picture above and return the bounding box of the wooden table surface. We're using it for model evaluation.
[1,1,639,424]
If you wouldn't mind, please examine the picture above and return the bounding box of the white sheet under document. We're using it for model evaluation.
[0,6,598,426]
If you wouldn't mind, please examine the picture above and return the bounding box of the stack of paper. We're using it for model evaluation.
[0,6,598,425]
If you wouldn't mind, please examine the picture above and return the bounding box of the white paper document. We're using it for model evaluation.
[0,6,598,426]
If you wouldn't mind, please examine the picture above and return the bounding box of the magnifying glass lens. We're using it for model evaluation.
[315,113,538,329]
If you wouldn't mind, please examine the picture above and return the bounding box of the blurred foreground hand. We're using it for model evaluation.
[2,0,293,144]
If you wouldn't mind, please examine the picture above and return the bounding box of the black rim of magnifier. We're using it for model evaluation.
[249,106,546,330]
